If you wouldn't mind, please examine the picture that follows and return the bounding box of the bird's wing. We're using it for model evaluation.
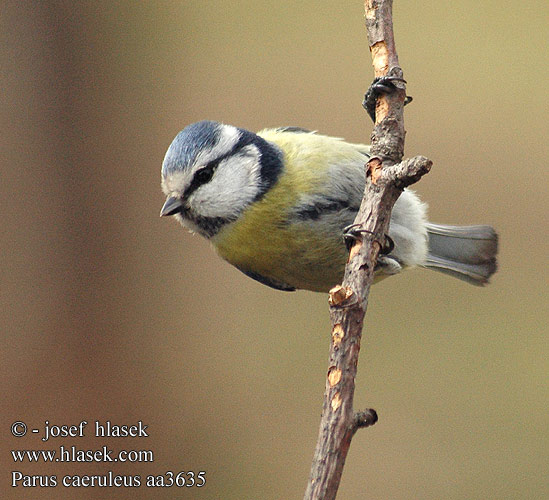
[235,266,296,291]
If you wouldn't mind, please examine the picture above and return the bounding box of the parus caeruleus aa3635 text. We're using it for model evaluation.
[160,120,498,292]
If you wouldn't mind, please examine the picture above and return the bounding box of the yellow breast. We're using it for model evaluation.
[212,130,367,292]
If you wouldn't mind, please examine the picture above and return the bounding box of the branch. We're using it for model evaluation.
[303,2,431,499]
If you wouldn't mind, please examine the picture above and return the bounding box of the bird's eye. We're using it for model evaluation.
[194,165,215,186]
[183,163,219,199]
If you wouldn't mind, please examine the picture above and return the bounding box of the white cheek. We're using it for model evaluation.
[162,124,243,199]
[191,146,262,219]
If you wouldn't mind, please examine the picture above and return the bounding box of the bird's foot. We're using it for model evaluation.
[362,76,413,123]
[343,224,394,255]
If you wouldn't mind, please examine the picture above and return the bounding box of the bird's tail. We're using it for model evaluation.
[425,223,498,286]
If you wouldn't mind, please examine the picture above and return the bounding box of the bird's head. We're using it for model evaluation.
[160,120,283,238]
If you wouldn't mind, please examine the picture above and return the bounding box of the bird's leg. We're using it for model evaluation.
[362,76,413,123]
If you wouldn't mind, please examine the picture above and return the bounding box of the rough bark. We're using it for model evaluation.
[303,2,432,499]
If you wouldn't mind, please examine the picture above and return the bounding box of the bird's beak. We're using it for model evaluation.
[160,196,183,217]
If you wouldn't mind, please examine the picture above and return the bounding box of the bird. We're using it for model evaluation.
[160,120,498,293]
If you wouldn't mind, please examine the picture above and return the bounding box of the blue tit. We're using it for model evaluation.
[160,120,498,292]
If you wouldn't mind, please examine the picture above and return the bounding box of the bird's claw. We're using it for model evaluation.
[343,224,394,255]
[343,224,373,252]
[362,76,413,123]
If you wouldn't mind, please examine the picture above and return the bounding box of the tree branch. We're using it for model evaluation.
[303,1,431,499]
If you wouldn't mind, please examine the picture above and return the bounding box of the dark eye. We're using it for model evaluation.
[194,165,215,186]
[184,163,218,199]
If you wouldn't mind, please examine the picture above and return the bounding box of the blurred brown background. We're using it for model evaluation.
[2,1,547,499]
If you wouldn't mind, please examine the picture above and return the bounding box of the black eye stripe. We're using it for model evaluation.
[182,137,255,199]
[183,159,222,199]
[180,127,284,204]
[174,127,283,238]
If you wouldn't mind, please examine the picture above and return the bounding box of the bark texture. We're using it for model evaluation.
[303,2,432,499]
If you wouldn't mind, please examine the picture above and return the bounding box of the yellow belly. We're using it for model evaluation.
[213,205,347,292]
[212,129,373,292]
